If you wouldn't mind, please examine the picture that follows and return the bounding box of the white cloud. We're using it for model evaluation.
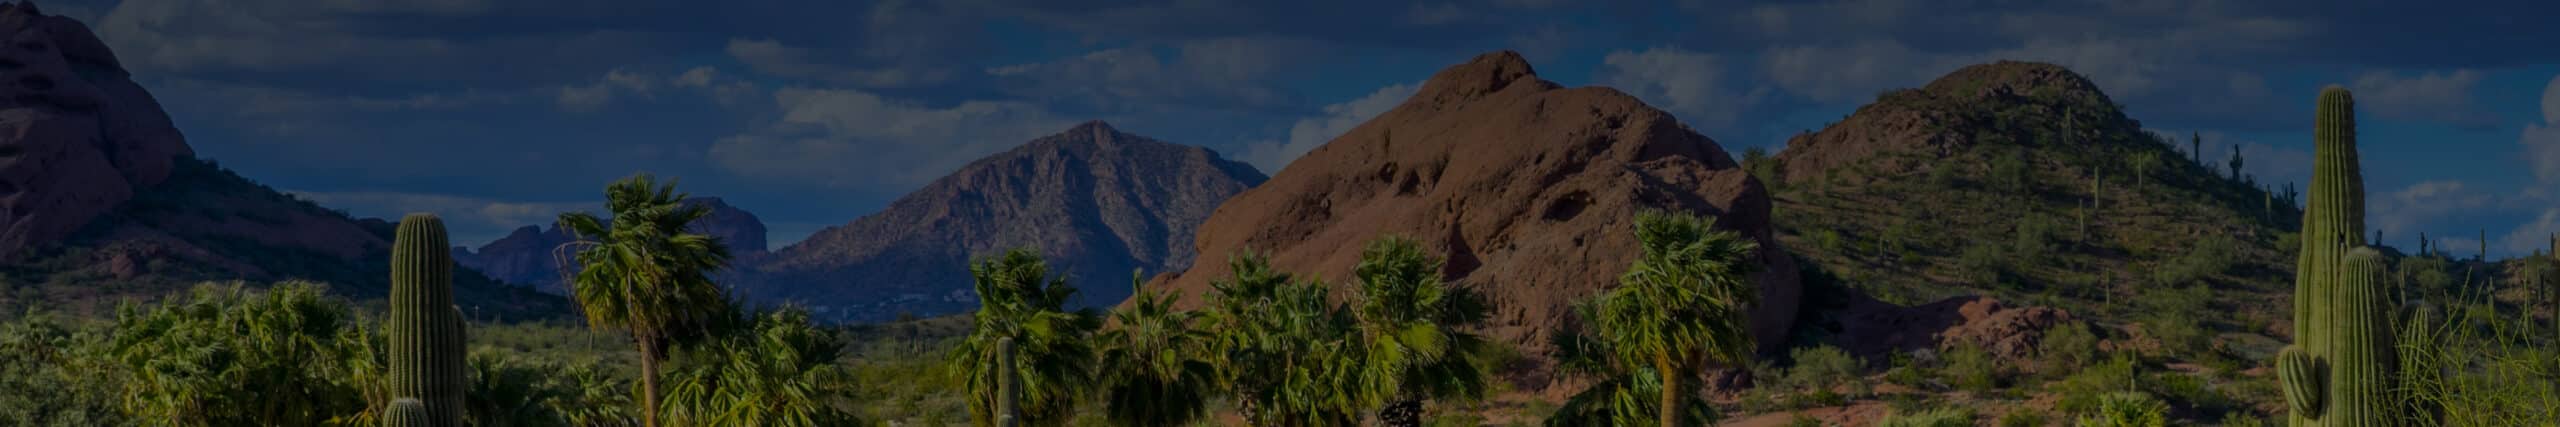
[2499,208,2560,256]
[724,38,957,88]
[708,87,1073,189]
[1240,82,1417,172]
[2526,74,2560,185]
[555,68,657,112]
[1597,46,1767,133]
[2351,69,2497,128]
[2369,180,2496,235]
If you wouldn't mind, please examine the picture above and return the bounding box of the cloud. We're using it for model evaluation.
[2350,69,2497,129]
[285,190,593,245]
[2369,180,2496,235]
[724,38,961,88]
[2527,75,2560,185]
[2501,208,2560,256]
[1240,82,1417,172]
[984,37,1322,113]
[1598,46,1767,133]
[708,87,1074,190]
[555,68,658,112]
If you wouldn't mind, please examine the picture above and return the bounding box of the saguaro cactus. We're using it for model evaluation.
[2279,86,2399,427]
[2325,248,2400,424]
[384,398,430,427]
[995,337,1020,427]
[388,214,467,427]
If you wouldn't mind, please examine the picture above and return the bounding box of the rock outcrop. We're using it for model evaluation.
[1143,51,1802,382]
[0,2,192,260]
[1827,294,2076,365]
[737,121,1265,320]
[453,197,768,294]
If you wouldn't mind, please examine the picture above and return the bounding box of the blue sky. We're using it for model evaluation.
[37,0,2560,258]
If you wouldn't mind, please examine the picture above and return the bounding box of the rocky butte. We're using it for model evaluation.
[1144,51,1803,387]
[741,121,1266,321]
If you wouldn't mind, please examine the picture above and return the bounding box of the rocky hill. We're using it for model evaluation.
[739,121,1265,321]
[453,197,767,294]
[0,4,562,318]
[1759,61,2304,358]
[1142,51,1802,387]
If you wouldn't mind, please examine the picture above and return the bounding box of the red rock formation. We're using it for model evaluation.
[0,2,193,260]
[1144,51,1802,384]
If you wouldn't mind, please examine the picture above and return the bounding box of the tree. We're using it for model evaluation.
[1544,327,1715,427]
[1349,237,1495,427]
[559,174,736,427]
[660,308,857,427]
[1570,211,1763,427]
[950,249,1100,427]
[1097,275,1218,427]
[1203,252,1363,426]
[105,282,376,427]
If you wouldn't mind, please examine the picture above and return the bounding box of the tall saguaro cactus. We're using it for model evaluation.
[388,214,468,427]
[2278,86,2398,427]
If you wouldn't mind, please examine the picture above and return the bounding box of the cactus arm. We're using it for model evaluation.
[383,398,429,427]
[2277,345,2325,419]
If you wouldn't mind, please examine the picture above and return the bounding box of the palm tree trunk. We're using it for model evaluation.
[638,334,662,427]
[1379,399,1424,427]
[1657,355,1681,427]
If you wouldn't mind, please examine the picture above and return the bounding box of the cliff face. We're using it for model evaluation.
[741,121,1265,320]
[1144,51,1802,385]
[0,2,193,261]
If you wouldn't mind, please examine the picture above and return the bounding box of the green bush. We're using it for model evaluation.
[1787,412,1825,427]
[2135,284,2215,359]
[1786,345,1865,395]
[2150,234,2238,286]
[2037,322,2101,377]
[1943,342,2001,392]
[1884,351,1935,389]
[2054,356,2138,415]
[1878,407,1977,427]
[2075,392,2168,427]
[1998,408,2050,427]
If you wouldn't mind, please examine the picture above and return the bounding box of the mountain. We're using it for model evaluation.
[0,4,562,318]
[1141,51,1803,383]
[1759,61,2303,356]
[739,121,1266,321]
[452,197,769,294]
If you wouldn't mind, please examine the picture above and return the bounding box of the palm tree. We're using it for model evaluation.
[1203,252,1363,426]
[559,174,735,427]
[659,308,856,426]
[950,249,1100,427]
[1348,237,1494,427]
[1544,322,1715,427]
[1577,211,1762,427]
[1097,272,1218,427]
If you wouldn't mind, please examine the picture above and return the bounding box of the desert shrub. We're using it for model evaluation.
[2151,234,2238,286]
[2140,371,2229,412]
[2053,356,2138,415]
[1999,408,2050,427]
[1878,407,1977,427]
[1788,412,1825,427]
[2135,284,2215,359]
[1786,345,1865,395]
[2011,215,2064,268]
[1943,342,2001,392]
[2037,322,2101,377]
[1884,350,1937,389]
[1990,148,2034,194]
[1958,243,2008,285]
[2075,392,2168,427]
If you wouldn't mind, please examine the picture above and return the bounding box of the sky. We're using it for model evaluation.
[34,0,2560,258]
